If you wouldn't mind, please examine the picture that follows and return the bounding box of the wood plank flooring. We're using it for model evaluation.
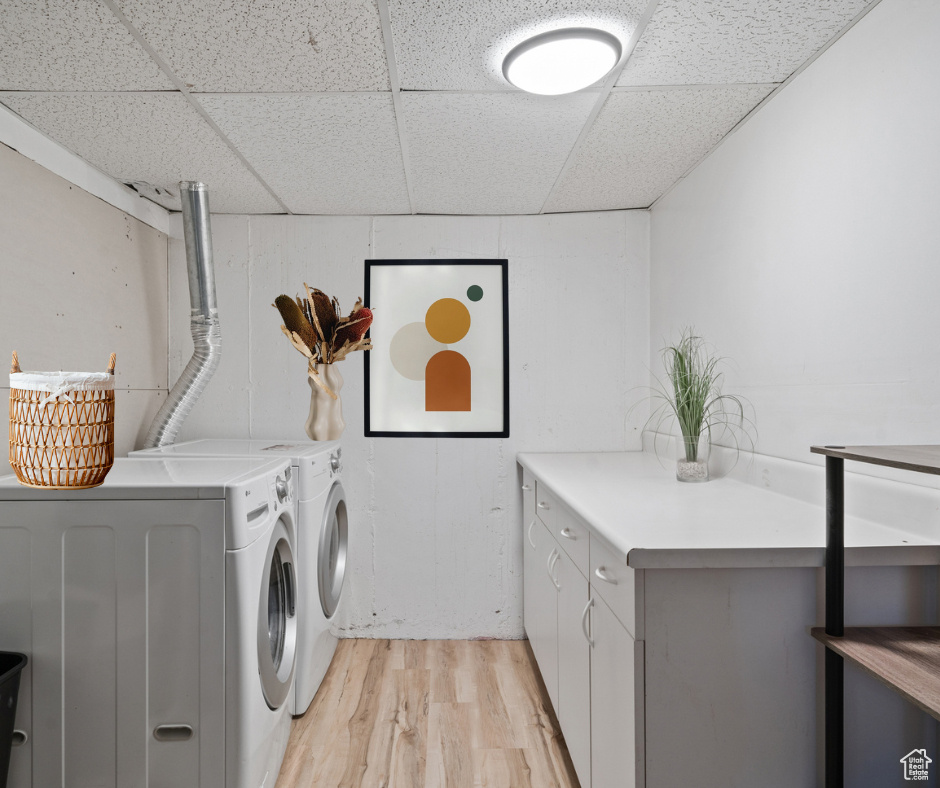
[276,639,580,788]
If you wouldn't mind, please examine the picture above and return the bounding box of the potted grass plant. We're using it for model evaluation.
[643,329,755,482]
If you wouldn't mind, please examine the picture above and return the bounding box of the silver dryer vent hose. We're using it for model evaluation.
[142,181,221,448]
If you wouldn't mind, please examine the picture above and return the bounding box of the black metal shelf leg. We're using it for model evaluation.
[825,455,844,788]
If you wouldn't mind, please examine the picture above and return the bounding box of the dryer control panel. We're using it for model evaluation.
[225,459,292,550]
[303,447,342,501]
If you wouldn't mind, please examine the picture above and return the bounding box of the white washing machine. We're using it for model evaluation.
[131,439,347,715]
[0,457,297,788]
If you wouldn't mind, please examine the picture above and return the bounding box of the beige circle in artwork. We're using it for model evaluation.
[426,298,471,344]
[389,322,447,381]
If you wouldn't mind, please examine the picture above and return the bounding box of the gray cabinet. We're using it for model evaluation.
[555,544,592,788]
[0,500,226,788]
[591,592,643,788]
[522,473,643,788]
[523,470,559,710]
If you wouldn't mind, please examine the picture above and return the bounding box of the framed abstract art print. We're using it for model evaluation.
[364,259,509,438]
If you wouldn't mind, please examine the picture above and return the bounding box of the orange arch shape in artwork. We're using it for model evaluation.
[425,350,471,412]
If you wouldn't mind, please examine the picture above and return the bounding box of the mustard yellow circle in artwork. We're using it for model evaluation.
[425,298,471,343]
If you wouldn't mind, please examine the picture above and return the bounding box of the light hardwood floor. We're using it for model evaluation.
[276,639,580,788]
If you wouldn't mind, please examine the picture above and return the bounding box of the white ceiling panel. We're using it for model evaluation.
[402,92,597,214]
[0,0,883,215]
[618,0,874,86]
[197,93,410,214]
[0,93,282,213]
[389,0,648,91]
[0,0,170,90]
[544,86,773,213]
[114,0,390,91]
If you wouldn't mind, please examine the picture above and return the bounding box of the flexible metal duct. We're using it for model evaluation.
[142,181,221,448]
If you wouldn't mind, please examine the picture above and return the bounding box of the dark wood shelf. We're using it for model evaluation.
[810,445,940,475]
[812,445,940,786]
[812,627,940,722]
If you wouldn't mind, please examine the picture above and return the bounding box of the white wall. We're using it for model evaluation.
[649,0,940,469]
[0,142,168,476]
[648,4,940,781]
[169,211,650,638]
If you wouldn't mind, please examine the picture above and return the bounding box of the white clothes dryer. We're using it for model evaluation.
[0,457,297,788]
[132,439,348,715]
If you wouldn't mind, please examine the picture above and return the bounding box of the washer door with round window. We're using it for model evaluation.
[257,516,297,710]
[319,483,348,619]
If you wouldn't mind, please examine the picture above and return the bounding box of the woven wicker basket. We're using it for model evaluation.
[8,351,116,489]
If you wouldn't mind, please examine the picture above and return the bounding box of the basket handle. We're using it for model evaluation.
[10,351,116,374]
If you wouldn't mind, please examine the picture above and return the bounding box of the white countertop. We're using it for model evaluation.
[517,451,940,569]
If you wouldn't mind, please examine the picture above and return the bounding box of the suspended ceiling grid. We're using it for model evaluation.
[0,0,877,215]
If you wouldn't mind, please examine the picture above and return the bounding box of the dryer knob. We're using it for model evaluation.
[330,456,341,472]
[275,477,290,504]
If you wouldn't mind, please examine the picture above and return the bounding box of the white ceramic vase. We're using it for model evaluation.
[305,364,345,441]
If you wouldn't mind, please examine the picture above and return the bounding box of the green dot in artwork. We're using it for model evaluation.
[467,285,483,302]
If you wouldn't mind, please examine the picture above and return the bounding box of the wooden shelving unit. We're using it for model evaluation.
[811,626,940,720]
[810,444,940,788]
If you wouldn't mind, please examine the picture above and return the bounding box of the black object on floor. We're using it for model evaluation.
[0,653,27,788]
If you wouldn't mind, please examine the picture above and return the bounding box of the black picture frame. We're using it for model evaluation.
[364,259,509,438]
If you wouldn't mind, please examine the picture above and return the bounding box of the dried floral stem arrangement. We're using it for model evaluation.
[274,284,373,399]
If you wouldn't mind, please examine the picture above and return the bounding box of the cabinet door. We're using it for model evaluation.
[556,546,591,788]
[0,526,32,788]
[591,592,643,788]
[0,500,225,788]
[523,500,560,711]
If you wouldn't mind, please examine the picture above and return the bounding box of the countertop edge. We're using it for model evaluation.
[627,545,940,570]
[518,452,940,570]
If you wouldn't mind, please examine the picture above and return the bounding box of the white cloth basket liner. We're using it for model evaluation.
[10,371,115,394]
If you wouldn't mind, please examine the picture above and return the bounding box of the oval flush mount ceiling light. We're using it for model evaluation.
[502,28,622,95]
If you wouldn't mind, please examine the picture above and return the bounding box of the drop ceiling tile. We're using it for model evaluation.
[0,93,282,213]
[114,0,389,91]
[197,93,409,214]
[0,0,170,90]
[402,92,597,215]
[618,0,874,86]
[389,0,647,91]
[544,86,773,212]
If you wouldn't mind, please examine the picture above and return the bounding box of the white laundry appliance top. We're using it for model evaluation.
[0,456,288,501]
[131,439,340,500]
[134,438,339,460]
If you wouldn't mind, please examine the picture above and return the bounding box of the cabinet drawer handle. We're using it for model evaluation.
[527,519,537,549]
[581,597,595,647]
[546,548,561,591]
[153,724,194,742]
[537,501,550,510]
[594,566,617,584]
[521,484,531,491]
[559,527,577,540]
